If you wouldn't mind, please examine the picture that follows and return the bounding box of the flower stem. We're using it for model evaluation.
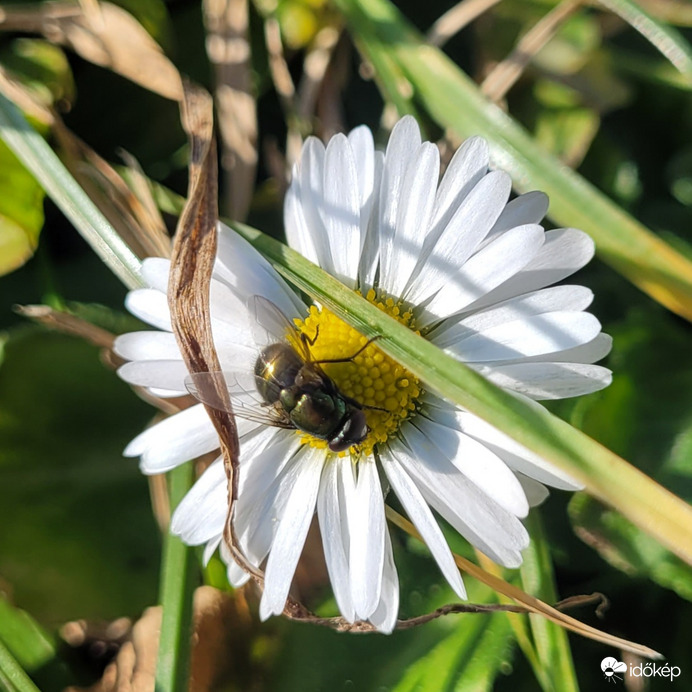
[155,462,198,692]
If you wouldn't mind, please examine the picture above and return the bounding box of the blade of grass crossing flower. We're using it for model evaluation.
[0,640,41,692]
[156,462,198,692]
[333,0,692,322]
[231,221,692,569]
[519,515,579,692]
[0,93,143,290]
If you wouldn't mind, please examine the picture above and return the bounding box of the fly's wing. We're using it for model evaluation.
[249,294,310,359]
[184,370,294,429]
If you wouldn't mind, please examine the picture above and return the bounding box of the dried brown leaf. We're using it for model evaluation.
[166,83,255,583]
[0,2,183,100]
[63,587,251,692]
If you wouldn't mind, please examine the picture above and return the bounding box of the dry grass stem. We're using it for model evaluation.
[481,0,583,103]
[291,26,341,164]
[14,305,115,349]
[54,124,173,259]
[203,0,257,221]
[0,66,55,125]
[427,0,504,47]
[387,506,662,657]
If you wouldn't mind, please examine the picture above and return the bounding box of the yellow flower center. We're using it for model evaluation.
[292,289,422,458]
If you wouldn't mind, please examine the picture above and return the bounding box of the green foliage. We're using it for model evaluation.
[0,39,74,276]
[0,0,691,689]
[563,309,692,602]
[0,328,159,623]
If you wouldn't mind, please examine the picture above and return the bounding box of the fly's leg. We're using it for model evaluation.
[312,335,382,365]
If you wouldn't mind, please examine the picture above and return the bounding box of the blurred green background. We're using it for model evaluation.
[1,0,691,690]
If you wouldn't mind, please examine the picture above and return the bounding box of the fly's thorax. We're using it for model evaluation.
[282,387,348,439]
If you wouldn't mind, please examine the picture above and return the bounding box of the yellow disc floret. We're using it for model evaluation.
[292,289,422,458]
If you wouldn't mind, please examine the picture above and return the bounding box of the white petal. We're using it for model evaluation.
[285,163,320,265]
[140,257,171,292]
[349,459,386,619]
[234,431,303,556]
[125,403,220,473]
[469,228,594,311]
[414,416,529,518]
[366,530,399,634]
[203,535,222,565]
[125,289,171,331]
[295,138,335,276]
[147,387,188,398]
[320,134,362,286]
[233,431,306,568]
[516,473,550,507]
[474,362,612,399]
[357,151,384,291]
[447,407,582,490]
[114,331,181,361]
[317,459,355,622]
[431,285,594,346]
[444,312,602,362]
[259,450,324,619]
[117,359,189,392]
[429,136,489,240]
[171,458,227,544]
[386,142,440,297]
[395,430,529,567]
[406,171,511,305]
[215,222,305,320]
[377,116,422,296]
[520,333,612,365]
[348,125,376,217]
[226,555,252,587]
[381,449,466,598]
[219,541,257,588]
[421,224,545,324]
[484,191,549,243]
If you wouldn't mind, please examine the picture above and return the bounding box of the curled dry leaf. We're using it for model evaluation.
[0,2,183,101]
[64,587,253,692]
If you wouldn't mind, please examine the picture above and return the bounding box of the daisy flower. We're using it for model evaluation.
[115,116,612,633]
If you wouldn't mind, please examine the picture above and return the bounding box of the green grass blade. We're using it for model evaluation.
[232,221,692,568]
[0,93,143,290]
[0,598,55,676]
[0,639,41,692]
[334,0,692,322]
[520,514,579,692]
[598,0,692,78]
[155,462,198,692]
